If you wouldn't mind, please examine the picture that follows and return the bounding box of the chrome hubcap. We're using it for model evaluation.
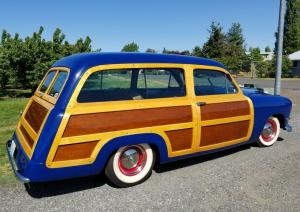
[118,145,147,176]
[262,122,273,138]
[261,119,277,142]
[120,149,140,169]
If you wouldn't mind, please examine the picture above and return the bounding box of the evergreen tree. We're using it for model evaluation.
[283,0,300,54]
[202,22,226,59]
[121,42,139,52]
[223,22,247,71]
[145,48,156,53]
[191,46,203,57]
[265,46,271,52]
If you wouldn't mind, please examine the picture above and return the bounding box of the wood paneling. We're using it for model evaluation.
[24,101,48,133]
[200,120,249,147]
[53,141,98,161]
[63,106,192,137]
[20,125,34,148]
[166,128,193,151]
[200,101,249,121]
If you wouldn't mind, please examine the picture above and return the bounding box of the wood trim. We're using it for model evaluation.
[20,125,34,148]
[63,106,192,137]
[200,101,250,121]
[53,141,98,161]
[200,120,249,147]
[165,128,193,151]
[24,101,48,133]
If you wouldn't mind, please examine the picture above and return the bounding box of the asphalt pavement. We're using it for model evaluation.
[0,80,299,212]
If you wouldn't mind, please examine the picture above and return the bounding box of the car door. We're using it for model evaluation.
[193,68,253,151]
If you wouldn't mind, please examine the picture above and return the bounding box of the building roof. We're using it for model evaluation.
[52,52,225,74]
[289,50,300,61]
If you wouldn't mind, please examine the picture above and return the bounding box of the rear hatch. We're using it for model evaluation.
[16,68,69,158]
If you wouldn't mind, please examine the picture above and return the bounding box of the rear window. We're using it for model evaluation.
[38,70,68,99]
[78,68,185,103]
[48,71,68,98]
[40,71,56,93]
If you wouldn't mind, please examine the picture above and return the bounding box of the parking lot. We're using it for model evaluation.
[0,79,299,212]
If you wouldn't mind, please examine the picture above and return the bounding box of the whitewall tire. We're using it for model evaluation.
[105,143,155,187]
[257,117,280,147]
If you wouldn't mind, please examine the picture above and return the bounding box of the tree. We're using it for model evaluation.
[265,46,271,52]
[162,48,190,55]
[0,27,95,93]
[249,47,263,62]
[121,42,139,52]
[191,46,203,57]
[145,48,156,53]
[282,0,300,54]
[222,22,248,72]
[202,22,226,59]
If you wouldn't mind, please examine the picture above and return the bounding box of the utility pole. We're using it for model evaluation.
[274,0,286,95]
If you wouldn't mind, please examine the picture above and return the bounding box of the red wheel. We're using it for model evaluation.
[118,145,147,176]
[105,144,155,187]
[257,117,280,147]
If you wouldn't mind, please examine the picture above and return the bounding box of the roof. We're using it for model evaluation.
[52,52,225,75]
[289,50,300,61]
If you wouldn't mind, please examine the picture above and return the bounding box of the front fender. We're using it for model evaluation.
[247,93,292,141]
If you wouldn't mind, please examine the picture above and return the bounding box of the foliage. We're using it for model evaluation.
[283,0,300,54]
[0,98,28,184]
[0,27,92,92]
[202,22,226,59]
[162,48,190,55]
[265,46,271,52]
[255,54,292,78]
[145,48,156,53]
[191,46,203,57]
[121,42,139,52]
[249,47,263,62]
[222,23,248,72]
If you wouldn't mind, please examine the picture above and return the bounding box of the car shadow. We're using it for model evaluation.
[25,174,107,198]
[154,144,252,173]
[26,143,255,198]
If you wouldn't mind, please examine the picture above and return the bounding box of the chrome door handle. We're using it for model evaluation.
[196,102,206,106]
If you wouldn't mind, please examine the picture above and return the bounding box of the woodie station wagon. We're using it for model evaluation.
[7,53,292,187]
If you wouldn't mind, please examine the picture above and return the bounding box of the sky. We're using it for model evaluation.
[0,0,280,52]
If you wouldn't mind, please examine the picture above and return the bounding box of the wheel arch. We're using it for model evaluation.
[94,133,169,174]
[272,113,285,129]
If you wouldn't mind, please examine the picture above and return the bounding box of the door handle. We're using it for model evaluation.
[196,102,206,106]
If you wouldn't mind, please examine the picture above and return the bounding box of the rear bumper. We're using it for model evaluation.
[6,140,30,183]
[284,118,292,132]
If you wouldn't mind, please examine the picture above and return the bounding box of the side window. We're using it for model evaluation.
[48,71,68,98]
[193,69,237,96]
[77,68,186,103]
[39,71,56,93]
[137,68,185,98]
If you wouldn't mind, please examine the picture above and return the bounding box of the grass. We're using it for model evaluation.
[0,98,29,185]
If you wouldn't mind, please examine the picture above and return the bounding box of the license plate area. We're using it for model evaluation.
[9,140,17,158]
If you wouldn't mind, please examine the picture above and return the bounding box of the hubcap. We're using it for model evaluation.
[261,119,277,142]
[118,146,147,176]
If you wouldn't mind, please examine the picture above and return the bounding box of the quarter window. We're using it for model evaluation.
[78,68,186,103]
[193,69,237,96]
[39,71,56,93]
[48,71,68,98]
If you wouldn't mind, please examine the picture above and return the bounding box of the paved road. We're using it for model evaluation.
[236,78,300,90]
[1,89,299,212]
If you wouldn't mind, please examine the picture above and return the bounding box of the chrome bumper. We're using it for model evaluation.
[284,118,292,132]
[6,140,30,183]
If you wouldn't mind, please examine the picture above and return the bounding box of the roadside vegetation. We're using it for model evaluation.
[0,98,28,184]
